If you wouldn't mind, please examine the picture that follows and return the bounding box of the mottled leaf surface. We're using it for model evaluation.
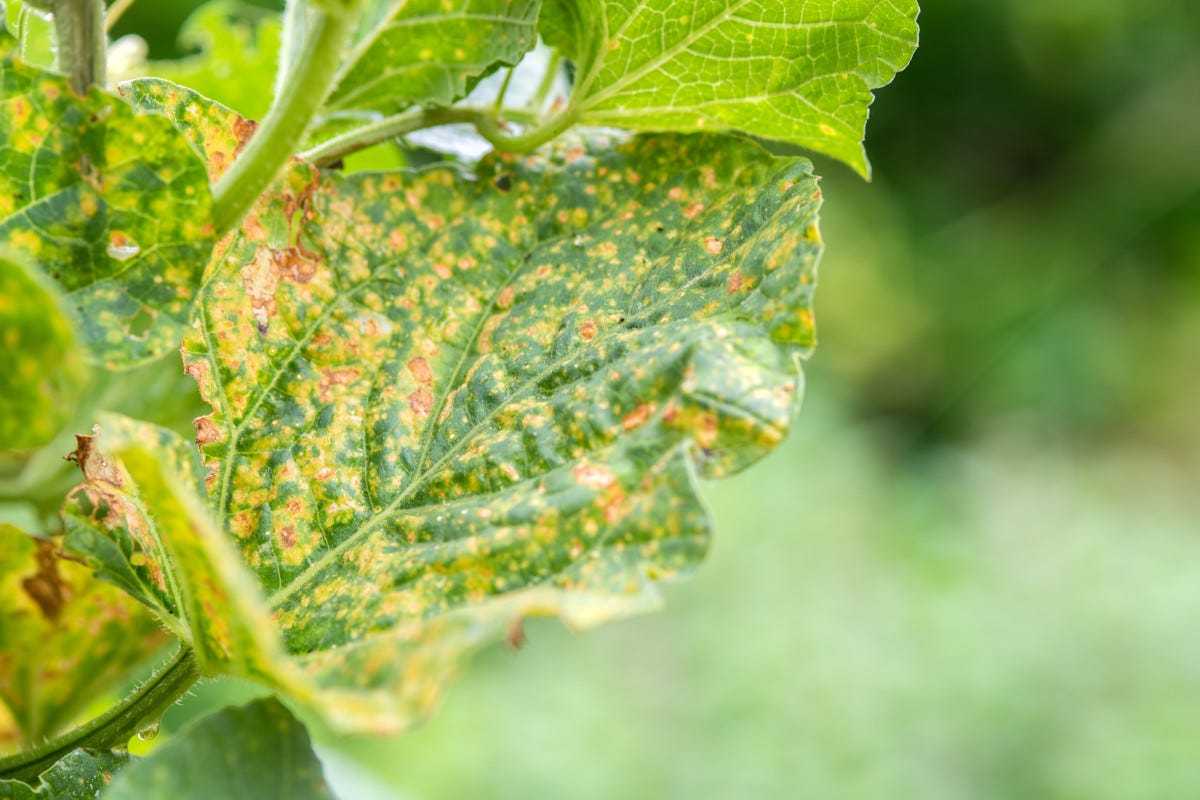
[320,0,539,117]
[64,88,822,732]
[0,34,214,366]
[103,699,333,800]
[542,0,920,176]
[61,417,304,695]
[0,749,127,800]
[0,254,88,452]
[0,525,165,748]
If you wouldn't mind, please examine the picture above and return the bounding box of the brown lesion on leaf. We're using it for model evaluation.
[21,540,73,623]
[406,357,434,386]
[65,433,123,487]
[278,525,297,550]
[318,368,362,402]
[240,244,320,333]
[409,388,434,418]
[622,403,657,431]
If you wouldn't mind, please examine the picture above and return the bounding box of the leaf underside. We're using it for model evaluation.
[64,82,823,734]
[0,748,127,800]
[0,35,215,368]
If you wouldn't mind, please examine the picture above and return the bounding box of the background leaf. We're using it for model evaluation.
[102,699,333,800]
[542,0,920,176]
[0,34,214,367]
[0,254,88,453]
[0,524,165,750]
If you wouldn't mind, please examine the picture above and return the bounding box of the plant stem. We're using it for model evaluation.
[103,0,138,31]
[210,2,358,235]
[0,648,199,784]
[52,0,105,94]
[301,105,577,167]
[529,50,563,112]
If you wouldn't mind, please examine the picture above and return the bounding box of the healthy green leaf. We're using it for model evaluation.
[541,0,920,177]
[0,254,88,452]
[0,749,127,800]
[102,699,334,800]
[66,88,821,734]
[319,0,539,119]
[0,524,165,748]
[0,33,214,367]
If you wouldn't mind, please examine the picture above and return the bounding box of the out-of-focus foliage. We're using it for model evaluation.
[57,0,1200,797]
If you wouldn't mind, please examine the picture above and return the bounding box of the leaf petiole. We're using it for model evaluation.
[300,104,578,167]
[0,648,199,784]
[210,0,360,235]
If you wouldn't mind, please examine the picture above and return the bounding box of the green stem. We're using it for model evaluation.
[301,105,577,167]
[210,2,358,235]
[529,50,564,112]
[52,0,105,94]
[0,648,200,784]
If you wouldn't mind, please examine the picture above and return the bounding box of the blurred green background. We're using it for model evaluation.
[114,1,1200,797]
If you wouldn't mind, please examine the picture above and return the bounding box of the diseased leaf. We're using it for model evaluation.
[0,749,127,800]
[66,90,822,733]
[542,0,920,176]
[0,33,214,367]
[0,254,88,452]
[319,0,539,119]
[61,417,307,698]
[103,699,333,800]
[0,524,166,748]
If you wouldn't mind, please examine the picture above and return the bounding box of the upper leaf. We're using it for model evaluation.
[0,525,166,748]
[319,0,539,118]
[103,699,333,800]
[541,0,920,177]
[0,34,214,367]
[0,254,88,452]
[67,87,821,733]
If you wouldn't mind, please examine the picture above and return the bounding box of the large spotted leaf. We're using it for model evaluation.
[319,0,539,119]
[67,87,822,732]
[0,524,165,749]
[0,34,214,367]
[542,0,920,177]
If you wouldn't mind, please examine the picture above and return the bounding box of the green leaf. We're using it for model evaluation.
[541,0,920,177]
[0,254,88,452]
[0,524,166,748]
[319,0,539,118]
[0,749,127,800]
[0,34,214,367]
[102,699,333,800]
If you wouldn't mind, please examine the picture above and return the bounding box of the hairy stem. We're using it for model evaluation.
[211,2,358,235]
[52,0,105,94]
[301,105,577,167]
[0,648,199,784]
